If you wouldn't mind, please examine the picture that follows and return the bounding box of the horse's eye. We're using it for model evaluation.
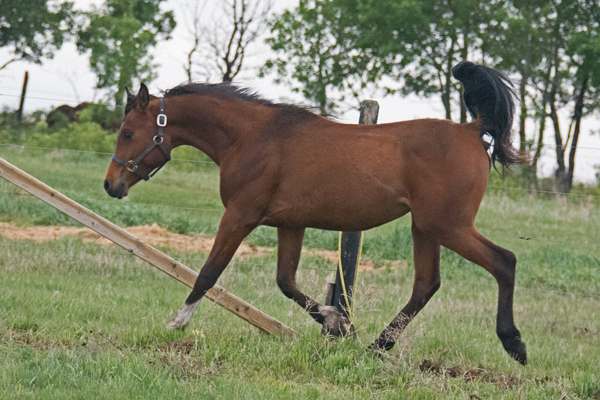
[123,130,133,139]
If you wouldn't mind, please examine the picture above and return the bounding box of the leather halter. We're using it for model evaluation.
[112,96,171,181]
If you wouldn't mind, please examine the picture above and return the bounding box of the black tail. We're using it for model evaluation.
[452,61,528,169]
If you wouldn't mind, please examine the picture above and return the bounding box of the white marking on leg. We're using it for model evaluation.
[166,300,201,330]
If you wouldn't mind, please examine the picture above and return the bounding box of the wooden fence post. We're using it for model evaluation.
[0,157,298,338]
[326,100,379,319]
[16,71,29,122]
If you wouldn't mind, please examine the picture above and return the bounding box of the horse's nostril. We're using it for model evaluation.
[104,180,110,192]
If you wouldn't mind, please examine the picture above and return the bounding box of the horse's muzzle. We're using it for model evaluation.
[104,180,127,199]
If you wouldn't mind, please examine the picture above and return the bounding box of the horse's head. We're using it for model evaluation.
[104,84,171,199]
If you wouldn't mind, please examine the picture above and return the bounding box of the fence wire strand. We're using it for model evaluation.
[0,143,217,164]
[1,240,598,299]
[2,90,600,153]
[0,128,598,296]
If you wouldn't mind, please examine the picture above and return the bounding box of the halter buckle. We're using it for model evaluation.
[157,113,167,127]
[126,161,138,173]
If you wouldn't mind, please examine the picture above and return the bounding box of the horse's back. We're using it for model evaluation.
[257,117,489,231]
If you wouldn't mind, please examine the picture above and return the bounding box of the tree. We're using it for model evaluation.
[551,0,600,192]
[76,0,175,105]
[484,0,600,191]
[482,0,555,178]
[333,0,499,121]
[262,0,380,115]
[181,0,209,82]
[183,0,272,83]
[0,0,73,71]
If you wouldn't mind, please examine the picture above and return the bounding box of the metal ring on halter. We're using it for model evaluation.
[126,161,138,172]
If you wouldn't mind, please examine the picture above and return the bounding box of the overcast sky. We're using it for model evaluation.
[1,0,598,183]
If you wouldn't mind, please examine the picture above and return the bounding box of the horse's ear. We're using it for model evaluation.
[136,83,150,111]
[126,86,135,101]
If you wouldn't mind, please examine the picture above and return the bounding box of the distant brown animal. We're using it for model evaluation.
[103,61,529,365]
[47,103,89,127]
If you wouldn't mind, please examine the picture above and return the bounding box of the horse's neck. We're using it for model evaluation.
[170,96,268,165]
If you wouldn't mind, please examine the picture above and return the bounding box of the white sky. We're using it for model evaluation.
[0,0,598,183]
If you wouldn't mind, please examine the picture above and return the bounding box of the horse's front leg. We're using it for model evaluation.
[276,227,354,337]
[167,208,257,330]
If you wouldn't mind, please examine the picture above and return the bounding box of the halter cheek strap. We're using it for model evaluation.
[112,96,171,181]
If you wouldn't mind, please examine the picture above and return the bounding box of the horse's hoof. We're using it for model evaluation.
[166,302,198,330]
[166,315,189,330]
[319,305,356,339]
[501,336,527,366]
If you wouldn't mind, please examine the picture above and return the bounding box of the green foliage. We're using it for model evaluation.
[46,109,71,130]
[0,0,74,69]
[262,0,379,114]
[77,103,123,132]
[76,0,176,105]
[25,122,116,153]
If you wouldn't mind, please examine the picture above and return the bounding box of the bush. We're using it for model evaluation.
[77,103,123,132]
[25,122,116,153]
[46,108,71,129]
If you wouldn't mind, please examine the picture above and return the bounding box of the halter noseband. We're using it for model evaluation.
[112,96,171,181]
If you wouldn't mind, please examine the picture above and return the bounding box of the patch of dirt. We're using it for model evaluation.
[159,338,197,355]
[418,359,533,390]
[0,222,399,272]
[306,248,405,272]
[0,222,270,258]
[573,326,598,338]
[154,338,223,379]
[0,328,68,351]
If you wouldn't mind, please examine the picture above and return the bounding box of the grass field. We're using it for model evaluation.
[1,146,599,399]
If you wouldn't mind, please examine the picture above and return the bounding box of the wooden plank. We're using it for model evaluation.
[0,157,298,338]
[328,100,380,319]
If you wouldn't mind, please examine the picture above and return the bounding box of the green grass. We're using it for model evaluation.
[1,147,600,399]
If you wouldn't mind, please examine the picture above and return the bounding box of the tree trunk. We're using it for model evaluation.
[547,49,569,193]
[518,66,529,152]
[550,92,569,192]
[530,62,554,179]
[566,75,589,191]
[459,30,469,123]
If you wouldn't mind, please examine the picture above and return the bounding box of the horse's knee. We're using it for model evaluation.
[276,276,296,299]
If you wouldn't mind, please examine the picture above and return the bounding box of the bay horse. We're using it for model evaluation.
[104,61,528,365]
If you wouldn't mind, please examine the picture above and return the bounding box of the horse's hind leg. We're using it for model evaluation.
[167,208,257,330]
[371,223,441,352]
[276,227,353,337]
[440,227,526,365]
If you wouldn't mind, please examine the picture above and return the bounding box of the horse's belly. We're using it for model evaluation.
[262,191,411,231]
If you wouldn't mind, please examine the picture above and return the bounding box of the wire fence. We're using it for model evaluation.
[0,97,598,303]
[1,141,598,198]
[0,140,599,245]
[1,239,598,300]
[2,90,600,151]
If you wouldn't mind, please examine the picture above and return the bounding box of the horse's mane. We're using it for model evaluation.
[164,83,273,105]
[162,82,321,123]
